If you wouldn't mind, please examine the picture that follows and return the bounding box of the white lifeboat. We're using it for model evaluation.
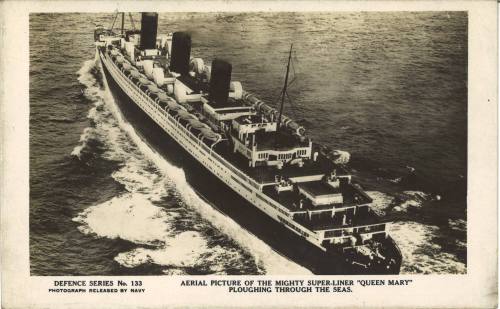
[177,109,196,121]
[147,84,160,93]
[200,127,219,142]
[157,92,169,101]
[167,100,181,111]
[139,77,150,85]
[187,118,205,130]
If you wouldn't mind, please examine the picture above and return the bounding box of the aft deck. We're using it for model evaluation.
[262,181,372,213]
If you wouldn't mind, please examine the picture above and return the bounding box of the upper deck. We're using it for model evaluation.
[214,143,349,185]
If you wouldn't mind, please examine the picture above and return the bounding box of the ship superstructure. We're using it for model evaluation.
[94,12,402,274]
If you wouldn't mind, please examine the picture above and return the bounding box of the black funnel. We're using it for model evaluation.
[209,59,232,107]
[170,32,191,75]
[140,13,158,50]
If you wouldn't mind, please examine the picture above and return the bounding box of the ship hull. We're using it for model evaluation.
[98,49,401,275]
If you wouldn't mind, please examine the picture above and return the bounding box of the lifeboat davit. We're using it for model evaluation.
[157,92,168,101]
[138,77,151,91]
[187,118,205,130]
[129,70,140,82]
[177,109,196,121]
[187,119,207,135]
[156,93,170,109]
[116,56,125,63]
[200,127,219,142]
[139,77,150,85]
[180,102,195,112]
[123,62,132,71]
[147,84,160,93]
[166,100,181,114]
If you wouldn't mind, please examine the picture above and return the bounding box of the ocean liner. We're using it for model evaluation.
[94,12,402,274]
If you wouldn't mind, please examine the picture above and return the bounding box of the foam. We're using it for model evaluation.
[366,191,394,216]
[448,218,466,232]
[114,231,207,268]
[366,191,466,274]
[332,150,350,164]
[390,221,466,274]
[73,193,175,245]
[393,191,431,212]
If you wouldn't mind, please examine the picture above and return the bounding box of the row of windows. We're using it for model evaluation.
[278,153,294,160]
[258,153,268,159]
[297,149,307,156]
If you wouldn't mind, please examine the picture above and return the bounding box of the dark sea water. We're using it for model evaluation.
[30,12,467,275]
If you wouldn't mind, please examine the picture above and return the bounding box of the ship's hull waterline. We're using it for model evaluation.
[98,48,401,275]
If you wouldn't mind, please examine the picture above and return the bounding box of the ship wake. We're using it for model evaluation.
[367,191,466,274]
[72,57,311,275]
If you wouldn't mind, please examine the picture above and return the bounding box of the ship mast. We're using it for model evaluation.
[276,44,293,142]
[121,12,125,35]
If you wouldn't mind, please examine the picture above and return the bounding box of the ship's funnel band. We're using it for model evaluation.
[170,32,192,75]
[209,59,232,107]
[140,13,159,50]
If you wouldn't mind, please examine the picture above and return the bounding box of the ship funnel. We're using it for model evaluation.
[140,13,158,50]
[170,32,191,75]
[209,59,232,107]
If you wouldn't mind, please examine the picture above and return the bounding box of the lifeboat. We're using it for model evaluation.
[129,69,140,83]
[138,77,151,91]
[147,83,159,93]
[166,100,181,116]
[187,118,206,134]
[179,102,195,112]
[242,91,305,136]
[176,110,197,126]
[187,118,205,129]
[156,92,169,109]
[123,62,132,72]
[200,127,220,143]
[146,84,160,100]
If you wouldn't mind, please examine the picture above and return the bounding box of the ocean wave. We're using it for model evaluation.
[448,218,466,232]
[367,191,466,274]
[390,221,466,274]
[366,190,432,215]
[72,57,311,275]
[114,231,207,268]
[393,191,431,212]
[73,193,176,246]
[366,191,394,216]
[73,58,133,162]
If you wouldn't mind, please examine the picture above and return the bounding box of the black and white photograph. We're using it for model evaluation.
[2,0,498,307]
[29,11,468,276]
[28,11,469,276]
